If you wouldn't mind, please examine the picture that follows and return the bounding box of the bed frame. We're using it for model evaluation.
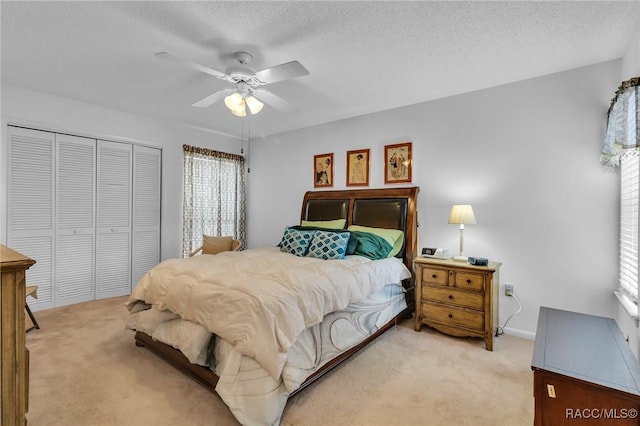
[134,186,419,397]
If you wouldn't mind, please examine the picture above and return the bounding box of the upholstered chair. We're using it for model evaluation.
[189,235,241,257]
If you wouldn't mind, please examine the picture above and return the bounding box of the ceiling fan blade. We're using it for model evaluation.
[192,88,235,108]
[254,61,309,85]
[253,89,294,112]
[155,52,228,80]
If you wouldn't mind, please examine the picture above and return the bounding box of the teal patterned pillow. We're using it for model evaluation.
[306,230,351,260]
[279,227,316,256]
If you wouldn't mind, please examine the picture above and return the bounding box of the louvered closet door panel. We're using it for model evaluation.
[132,145,161,286]
[96,140,132,298]
[55,134,96,306]
[7,126,55,309]
[55,234,94,304]
[9,236,54,311]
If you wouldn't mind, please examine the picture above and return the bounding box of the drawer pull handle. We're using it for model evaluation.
[466,279,472,284]
[448,295,453,300]
[431,274,437,279]
[448,313,453,318]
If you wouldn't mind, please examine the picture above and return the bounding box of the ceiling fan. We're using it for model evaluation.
[156,51,309,116]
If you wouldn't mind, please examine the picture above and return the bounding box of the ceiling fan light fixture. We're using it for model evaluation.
[224,92,244,110]
[230,103,246,117]
[231,108,246,117]
[246,96,263,115]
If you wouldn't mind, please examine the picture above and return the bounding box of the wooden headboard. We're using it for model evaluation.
[300,187,419,272]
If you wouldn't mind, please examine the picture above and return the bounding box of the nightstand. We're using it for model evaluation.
[413,257,501,351]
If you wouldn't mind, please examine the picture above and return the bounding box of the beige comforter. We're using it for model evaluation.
[125,247,410,379]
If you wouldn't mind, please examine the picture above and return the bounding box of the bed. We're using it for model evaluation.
[126,187,419,425]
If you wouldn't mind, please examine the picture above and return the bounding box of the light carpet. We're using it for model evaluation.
[25,296,534,425]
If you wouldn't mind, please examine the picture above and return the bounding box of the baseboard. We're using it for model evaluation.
[502,326,535,341]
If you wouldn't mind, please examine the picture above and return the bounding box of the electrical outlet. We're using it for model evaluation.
[505,283,514,296]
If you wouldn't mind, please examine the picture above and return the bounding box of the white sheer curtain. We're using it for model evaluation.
[601,77,639,169]
[182,145,246,257]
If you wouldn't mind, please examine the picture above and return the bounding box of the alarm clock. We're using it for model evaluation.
[422,247,450,259]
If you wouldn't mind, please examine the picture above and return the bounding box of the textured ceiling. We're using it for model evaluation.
[2,1,640,139]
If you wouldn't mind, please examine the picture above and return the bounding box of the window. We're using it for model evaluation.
[603,77,639,316]
[182,145,246,257]
[620,153,639,303]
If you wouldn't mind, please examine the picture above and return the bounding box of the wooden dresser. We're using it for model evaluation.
[413,257,500,351]
[1,244,36,426]
[532,307,640,425]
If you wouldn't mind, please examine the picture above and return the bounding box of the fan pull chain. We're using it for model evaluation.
[247,121,251,174]
[240,118,244,155]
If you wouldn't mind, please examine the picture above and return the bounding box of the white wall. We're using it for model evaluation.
[622,21,640,79]
[249,60,621,338]
[0,84,240,261]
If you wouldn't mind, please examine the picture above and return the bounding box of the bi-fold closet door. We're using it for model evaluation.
[7,127,56,309]
[55,133,96,306]
[96,140,132,299]
[132,145,162,287]
[7,126,161,310]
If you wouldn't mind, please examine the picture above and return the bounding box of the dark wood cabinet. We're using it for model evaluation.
[532,307,640,425]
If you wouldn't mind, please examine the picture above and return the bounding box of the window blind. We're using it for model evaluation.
[620,153,639,301]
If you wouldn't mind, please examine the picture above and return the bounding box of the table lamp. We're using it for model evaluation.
[448,204,476,261]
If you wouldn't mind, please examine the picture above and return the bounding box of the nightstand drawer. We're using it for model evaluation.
[454,272,485,291]
[421,302,484,330]
[421,267,448,285]
[422,285,484,310]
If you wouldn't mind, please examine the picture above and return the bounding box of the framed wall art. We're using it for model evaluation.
[346,148,370,187]
[314,152,334,188]
[384,142,412,184]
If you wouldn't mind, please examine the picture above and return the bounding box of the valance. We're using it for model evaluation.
[183,144,244,162]
[601,77,640,169]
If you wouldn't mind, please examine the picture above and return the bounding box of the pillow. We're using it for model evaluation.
[300,219,346,230]
[349,231,393,260]
[279,227,316,256]
[292,225,358,255]
[347,225,404,257]
[202,235,234,255]
[306,230,351,260]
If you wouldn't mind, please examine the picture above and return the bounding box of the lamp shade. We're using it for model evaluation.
[230,105,246,117]
[245,96,264,114]
[448,205,476,225]
[224,92,244,110]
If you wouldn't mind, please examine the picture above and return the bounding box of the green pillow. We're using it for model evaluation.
[347,225,404,257]
[301,219,346,230]
[349,231,393,260]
